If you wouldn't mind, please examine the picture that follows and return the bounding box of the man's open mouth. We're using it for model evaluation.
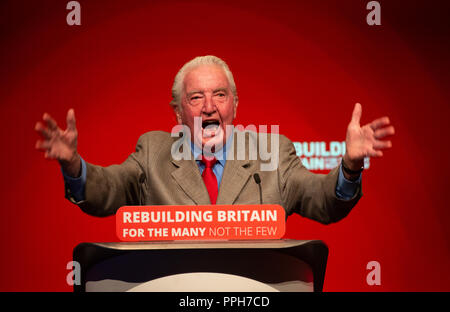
[202,119,221,137]
[202,119,220,129]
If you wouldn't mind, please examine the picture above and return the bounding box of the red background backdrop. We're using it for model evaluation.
[1,0,449,291]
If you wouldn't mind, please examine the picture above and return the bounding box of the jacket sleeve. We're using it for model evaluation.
[278,135,362,224]
[65,135,147,217]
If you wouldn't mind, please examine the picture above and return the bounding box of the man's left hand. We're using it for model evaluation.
[343,103,395,172]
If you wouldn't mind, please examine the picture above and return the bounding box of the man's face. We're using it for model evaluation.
[177,64,237,150]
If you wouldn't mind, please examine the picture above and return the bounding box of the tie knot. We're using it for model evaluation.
[201,155,217,168]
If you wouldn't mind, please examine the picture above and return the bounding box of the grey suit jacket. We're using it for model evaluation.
[66,130,362,224]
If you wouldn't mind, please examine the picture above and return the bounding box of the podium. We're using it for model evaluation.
[73,239,328,292]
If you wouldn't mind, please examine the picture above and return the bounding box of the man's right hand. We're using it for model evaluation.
[35,109,81,177]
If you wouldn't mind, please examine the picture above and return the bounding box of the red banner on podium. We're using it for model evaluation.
[116,205,286,241]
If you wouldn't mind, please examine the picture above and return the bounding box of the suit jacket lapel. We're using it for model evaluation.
[216,129,254,204]
[216,158,252,205]
[170,143,211,205]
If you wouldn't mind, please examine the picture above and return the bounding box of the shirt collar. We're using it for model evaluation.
[190,133,233,167]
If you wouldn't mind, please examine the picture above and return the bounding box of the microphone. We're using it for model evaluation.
[253,173,263,205]
[138,173,146,205]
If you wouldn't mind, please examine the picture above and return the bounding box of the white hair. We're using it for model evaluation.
[170,55,238,109]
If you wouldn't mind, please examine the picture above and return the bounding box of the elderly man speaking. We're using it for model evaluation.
[35,56,394,223]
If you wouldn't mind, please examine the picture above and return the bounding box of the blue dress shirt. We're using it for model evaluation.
[189,137,232,188]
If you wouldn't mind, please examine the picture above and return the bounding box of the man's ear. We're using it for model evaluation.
[233,98,239,119]
[171,101,182,124]
[175,109,182,124]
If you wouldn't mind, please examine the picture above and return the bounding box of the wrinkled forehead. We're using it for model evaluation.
[183,64,230,94]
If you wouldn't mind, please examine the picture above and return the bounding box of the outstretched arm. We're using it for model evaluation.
[35,109,144,216]
[281,103,395,224]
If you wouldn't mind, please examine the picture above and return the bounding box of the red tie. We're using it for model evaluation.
[201,155,218,204]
